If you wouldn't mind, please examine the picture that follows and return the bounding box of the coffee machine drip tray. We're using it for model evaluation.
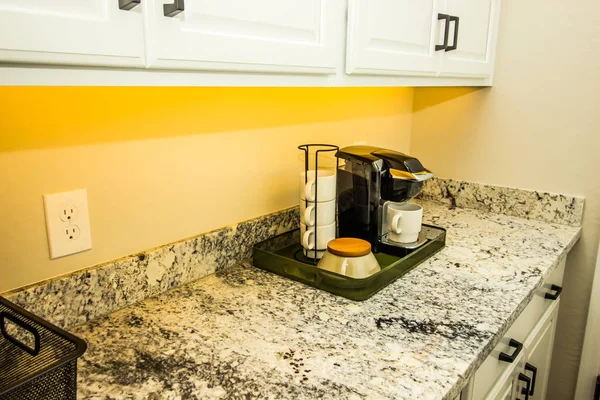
[380,233,428,250]
[252,224,446,301]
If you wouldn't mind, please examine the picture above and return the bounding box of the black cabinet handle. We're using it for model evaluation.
[518,373,531,400]
[446,15,459,51]
[436,14,450,51]
[545,284,563,300]
[525,363,538,395]
[119,0,140,10]
[499,338,523,363]
[164,0,184,17]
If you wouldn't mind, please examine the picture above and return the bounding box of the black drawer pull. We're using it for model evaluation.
[436,14,450,51]
[0,312,41,356]
[499,338,523,363]
[518,373,531,400]
[545,284,563,300]
[525,363,538,395]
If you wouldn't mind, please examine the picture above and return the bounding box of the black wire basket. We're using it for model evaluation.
[0,297,87,400]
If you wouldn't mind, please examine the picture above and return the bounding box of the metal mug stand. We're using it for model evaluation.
[298,144,339,265]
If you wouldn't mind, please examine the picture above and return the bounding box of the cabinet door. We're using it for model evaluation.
[490,377,516,400]
[0,0,145,67]
[520,304,559,400]
[346,0,443,76]
[483,353,522,400]
[440,0,500,77]
[145,0,342,74]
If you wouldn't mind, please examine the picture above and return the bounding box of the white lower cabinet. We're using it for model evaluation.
[486,351,523,400]
[462,258,565,400]
[494,377,517,400]
[477,303,559,400]
[517,305,559,400]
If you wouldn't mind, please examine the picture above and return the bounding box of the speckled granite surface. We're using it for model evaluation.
[70,200,581,400]
[420,177,584,226]
[3,178,583,332]
[3,207,298,329]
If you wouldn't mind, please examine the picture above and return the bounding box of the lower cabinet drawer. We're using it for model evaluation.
[470,257,566,400]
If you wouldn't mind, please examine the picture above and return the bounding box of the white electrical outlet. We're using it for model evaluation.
[43,189,92,259]
[59,204,78,222]
[64,225,81,240]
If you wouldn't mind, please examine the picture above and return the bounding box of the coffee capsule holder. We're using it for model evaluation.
[298,144,339,264]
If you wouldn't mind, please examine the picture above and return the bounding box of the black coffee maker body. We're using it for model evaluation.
[336,146,434,254]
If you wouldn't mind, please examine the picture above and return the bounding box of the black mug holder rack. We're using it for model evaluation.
[298,144,339,265]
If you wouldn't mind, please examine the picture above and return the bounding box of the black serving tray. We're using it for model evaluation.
[252,224,446,301]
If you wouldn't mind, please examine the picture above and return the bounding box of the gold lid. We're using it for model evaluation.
[327,238,372,257]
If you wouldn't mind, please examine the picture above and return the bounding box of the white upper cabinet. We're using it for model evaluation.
[0,0,145,67]
[440,0,500,77]
[345,0,501,80]
[346,0,443,76]
[0,0,503,85]
[144,0,342,74]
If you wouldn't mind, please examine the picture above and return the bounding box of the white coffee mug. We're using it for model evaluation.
[299,170,336,202]
[300,222,336,252]
[299,199,335,227]
[387,203,423,244]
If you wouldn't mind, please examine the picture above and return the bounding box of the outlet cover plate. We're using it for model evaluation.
[43,189,92,259]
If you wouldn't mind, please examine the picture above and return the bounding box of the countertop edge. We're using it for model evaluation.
[443,226,582,399]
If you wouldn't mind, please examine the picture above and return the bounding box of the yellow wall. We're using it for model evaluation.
[1,87,409,152]
[0,87,414,292]
[411,1,600,398]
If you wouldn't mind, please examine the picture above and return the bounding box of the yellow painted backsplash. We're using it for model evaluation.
[0,87,414,292]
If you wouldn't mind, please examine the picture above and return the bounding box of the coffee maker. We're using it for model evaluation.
[336,145,434,255]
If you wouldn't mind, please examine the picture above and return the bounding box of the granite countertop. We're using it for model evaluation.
[70,200,581,400]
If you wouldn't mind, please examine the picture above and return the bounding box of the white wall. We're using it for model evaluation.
[411,1,600,398]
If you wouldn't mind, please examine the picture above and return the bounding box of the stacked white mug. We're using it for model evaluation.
[299,169,336,259]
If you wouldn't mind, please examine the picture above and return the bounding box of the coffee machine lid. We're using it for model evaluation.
[336,145,381,163]
[370,149,425,173]
[337,145,431,174]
